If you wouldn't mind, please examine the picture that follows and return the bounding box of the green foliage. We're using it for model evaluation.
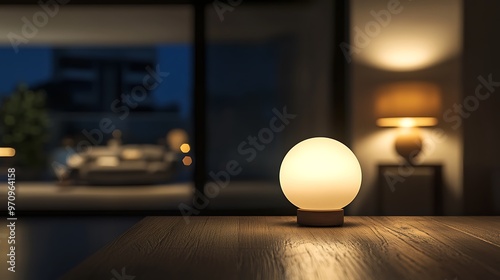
[0,84,49,168]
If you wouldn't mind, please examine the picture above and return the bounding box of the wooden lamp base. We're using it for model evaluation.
[297,209,344,227]
[395,128,423,164]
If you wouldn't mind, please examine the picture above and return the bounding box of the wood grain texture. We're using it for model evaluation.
[63,216,500,280]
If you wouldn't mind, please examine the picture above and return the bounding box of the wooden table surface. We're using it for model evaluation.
[63,216,500,280]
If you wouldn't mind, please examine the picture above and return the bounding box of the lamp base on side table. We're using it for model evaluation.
[297,209,344,227]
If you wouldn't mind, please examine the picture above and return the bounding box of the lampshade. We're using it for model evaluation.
[375,82,441,127]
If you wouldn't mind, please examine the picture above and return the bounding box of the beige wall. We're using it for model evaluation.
[348,0,463,214]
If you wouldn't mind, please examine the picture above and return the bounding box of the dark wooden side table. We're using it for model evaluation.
[378,164,443,215]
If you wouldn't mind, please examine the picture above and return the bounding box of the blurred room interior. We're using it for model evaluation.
[0,0,499,216]
[1,0,500,279]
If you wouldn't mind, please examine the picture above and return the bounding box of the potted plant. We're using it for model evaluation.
[0,84,49,179]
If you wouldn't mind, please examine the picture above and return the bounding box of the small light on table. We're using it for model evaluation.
[279,137,362,226]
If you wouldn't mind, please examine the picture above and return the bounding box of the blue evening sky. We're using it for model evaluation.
[0,45,192,117]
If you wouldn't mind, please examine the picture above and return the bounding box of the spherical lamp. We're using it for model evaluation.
[279,137,362,226]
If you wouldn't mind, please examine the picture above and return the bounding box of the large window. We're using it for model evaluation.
[0,1,340,214]
[0,44,193,179]
[204,0,335,212]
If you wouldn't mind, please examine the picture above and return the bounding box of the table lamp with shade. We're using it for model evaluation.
[375,81,441,164]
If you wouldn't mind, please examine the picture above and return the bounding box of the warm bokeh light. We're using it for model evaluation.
[279,137,362,210]
[180,143,191,153]
[167,129,188,152]
[0,147,15,157]
[375,81,441,127]
[182,156,193,166]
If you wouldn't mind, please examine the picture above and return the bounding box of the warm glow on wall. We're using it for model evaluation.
[351,0,461,71]
[360,37,444,71]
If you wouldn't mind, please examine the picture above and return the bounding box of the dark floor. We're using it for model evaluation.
[0,180,296,279]
[0,216,142,280]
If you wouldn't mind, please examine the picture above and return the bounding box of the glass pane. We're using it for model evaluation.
[0,5,194,211]
[205,0,335,212]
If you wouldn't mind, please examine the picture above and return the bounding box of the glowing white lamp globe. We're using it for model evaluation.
[279,137,362,226]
